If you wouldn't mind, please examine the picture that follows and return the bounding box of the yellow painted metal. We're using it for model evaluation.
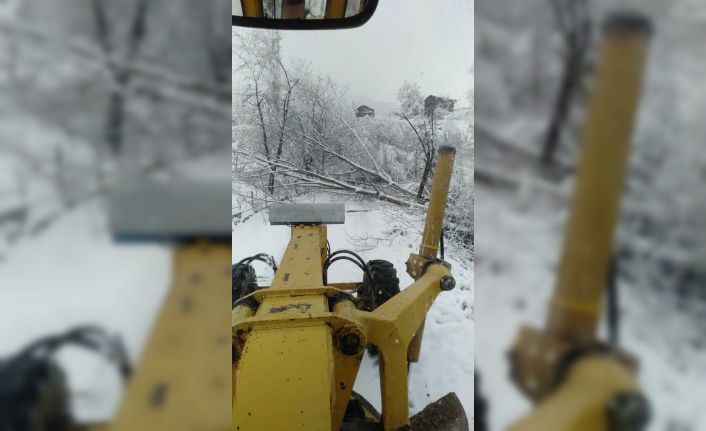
[233,148,459,431]
[510,356,640,431]
[232,304,254,326]
[406,320,426,363]
[271,224,327,292]
[418,146,456,260]
[327,282,360,292]
[509,326,573,400]
[547,19,652,345]
[319,225,329,266]
[330,299,366,428]
[240,0,264,18]
[358,264,451,430]
[407,146,456,363]
[507,14,652,431]
[232,304,254,400]
[325,0,348,19]
[233,325,334,430]
[233,225,340,431]
[110,243,231,431]
[233,228,454,431]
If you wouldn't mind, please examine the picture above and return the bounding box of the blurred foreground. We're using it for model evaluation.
[0,1,230,430]
[476,0,706,430]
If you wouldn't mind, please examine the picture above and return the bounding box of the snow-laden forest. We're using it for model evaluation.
[0,0,230,259]
[231,28,474,253]
[476,0,706,429]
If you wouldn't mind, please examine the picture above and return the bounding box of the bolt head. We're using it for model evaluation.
[607,392,650,431]
[339,333,362,356]
[440,276,456,291]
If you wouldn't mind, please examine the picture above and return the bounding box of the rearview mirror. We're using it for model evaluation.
[232,0,378,30]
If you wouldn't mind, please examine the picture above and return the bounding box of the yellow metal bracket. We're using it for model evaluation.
[110,242,231,431]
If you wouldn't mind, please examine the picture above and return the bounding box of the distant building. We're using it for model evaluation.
[424,95,455,116]
[355,105,375,118]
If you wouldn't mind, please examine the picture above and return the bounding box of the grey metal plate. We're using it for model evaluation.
[269,203,345,225]
[109,179,231,240]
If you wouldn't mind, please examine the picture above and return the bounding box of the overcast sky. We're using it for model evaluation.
[234,0,474,110]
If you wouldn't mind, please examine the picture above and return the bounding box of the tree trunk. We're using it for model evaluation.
[540,53,581,167]
[416,154,433,200]
[268,168,276,195]
[93,0,151,156]
[105,75,127,155]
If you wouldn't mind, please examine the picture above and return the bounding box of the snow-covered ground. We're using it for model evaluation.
[0,105,180,422]
[0,202,172,421]
[475,182,706,431]
[232,194,475,423]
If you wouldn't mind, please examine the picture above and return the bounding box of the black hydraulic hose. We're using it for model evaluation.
[326,249,368,269]
[326,256,368,273]
[475,371,488,431]
[323,249,372,285]
[16,325,132,380]
[606,255,620,346]
[235,253,278,273]
[323,255,371,285]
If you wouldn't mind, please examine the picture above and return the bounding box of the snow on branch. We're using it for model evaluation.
[234,149,421,209]
[0,20,229,111]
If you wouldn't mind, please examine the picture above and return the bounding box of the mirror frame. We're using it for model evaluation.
[232,0,379,30]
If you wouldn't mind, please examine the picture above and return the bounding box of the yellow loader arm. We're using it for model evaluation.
[508,12,653,431]
[232,147,467,431]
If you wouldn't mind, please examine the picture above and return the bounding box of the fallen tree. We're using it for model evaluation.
[233,149,422,209]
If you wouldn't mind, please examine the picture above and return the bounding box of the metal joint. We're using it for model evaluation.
[336,328,365,357]
[328,291,355,308]
[607,392,651,431]
[440,276,456,291]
